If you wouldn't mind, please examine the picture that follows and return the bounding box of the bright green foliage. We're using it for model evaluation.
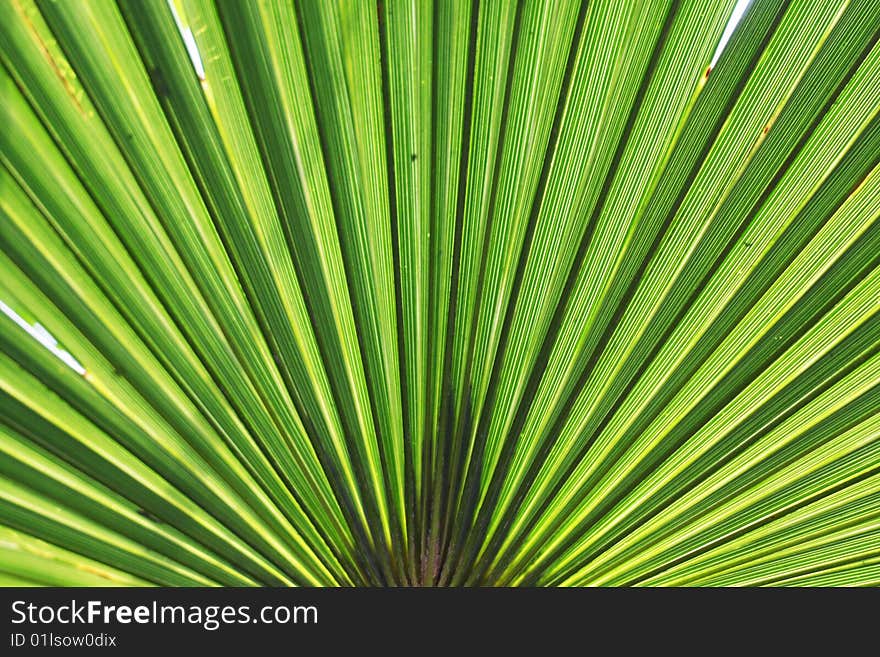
[0,0,878,586]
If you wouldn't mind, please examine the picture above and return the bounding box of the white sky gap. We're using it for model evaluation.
[711,0,753,68]
[163,0,749,85]
[0,299,86,376]
[167,0,205,80]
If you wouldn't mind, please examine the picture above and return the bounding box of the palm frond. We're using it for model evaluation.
[0,0,877,586]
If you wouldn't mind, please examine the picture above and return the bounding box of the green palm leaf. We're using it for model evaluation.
[0,0,877,586]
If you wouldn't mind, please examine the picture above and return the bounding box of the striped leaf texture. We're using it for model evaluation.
[0,0,878,586]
